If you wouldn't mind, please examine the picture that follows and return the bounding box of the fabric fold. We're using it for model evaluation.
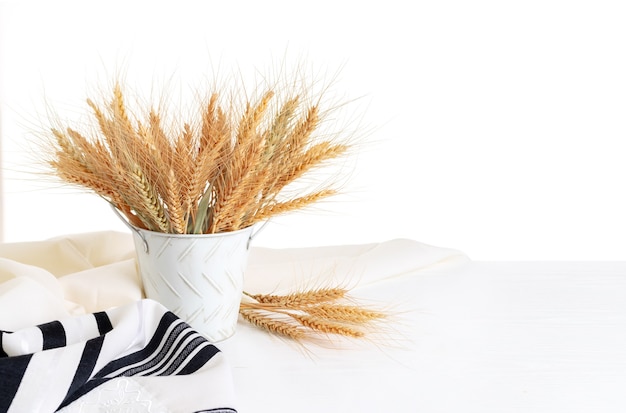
[0,233,143,329]
[245,238,468,293]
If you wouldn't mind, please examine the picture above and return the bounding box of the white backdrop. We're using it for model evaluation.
[1,0,625,260]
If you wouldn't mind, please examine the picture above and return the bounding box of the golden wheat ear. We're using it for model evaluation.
[244,287,347,306]
[239,308,305,340]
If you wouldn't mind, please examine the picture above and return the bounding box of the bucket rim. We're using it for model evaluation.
[129,224,259,254]
[131,224,256,239]
[111,204,266,253]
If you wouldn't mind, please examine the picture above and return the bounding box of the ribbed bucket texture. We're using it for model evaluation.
[131,226,253,342]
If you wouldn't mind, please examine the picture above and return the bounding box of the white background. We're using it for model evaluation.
[0,0,625,260]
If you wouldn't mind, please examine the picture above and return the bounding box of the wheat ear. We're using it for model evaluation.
[244,287,347,306]
[129,166,169,232]
[239,308,304,340]
[250,189,336,226]
[287,313,364,338]
[304,304,386,323]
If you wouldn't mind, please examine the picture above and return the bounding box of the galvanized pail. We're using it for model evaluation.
[129,225,254,342]
[107,199,259,342]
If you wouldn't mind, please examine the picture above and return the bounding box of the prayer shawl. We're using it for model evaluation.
[0,299,237,413]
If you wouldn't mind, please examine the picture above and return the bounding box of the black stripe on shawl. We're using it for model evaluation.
[0,353,32,412]
[60,334,106,409]
[0,331,8,358]
[120,328,195,377]
[94,311,186,378]
[93,311,113,335]
[39,320,66,350]
[160,335,206,376]
[177,343,220,375]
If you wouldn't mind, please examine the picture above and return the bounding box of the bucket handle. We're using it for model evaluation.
[247,219,268,249]
[110,203,268,253]
[110,204,150,253]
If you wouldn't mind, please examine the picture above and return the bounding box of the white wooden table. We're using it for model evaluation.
[223,243,626,413]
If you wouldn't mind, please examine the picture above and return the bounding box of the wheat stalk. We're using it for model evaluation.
[287,313,364,338]
[239,308,305,340]
[304,304,386,323]
[261,96,301,163]
[165,169,186,234]
[244,287,347,306]
[250,189,337,224]
[128,166,169,232]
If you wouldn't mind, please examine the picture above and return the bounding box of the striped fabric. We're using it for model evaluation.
[0,299,237,413]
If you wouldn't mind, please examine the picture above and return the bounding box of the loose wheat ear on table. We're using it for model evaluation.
[239,287,388,342]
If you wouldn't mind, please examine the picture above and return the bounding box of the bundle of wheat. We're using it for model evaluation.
[44,80,350,234]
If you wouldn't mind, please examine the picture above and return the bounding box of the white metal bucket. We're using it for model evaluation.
[129,225,255,342]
